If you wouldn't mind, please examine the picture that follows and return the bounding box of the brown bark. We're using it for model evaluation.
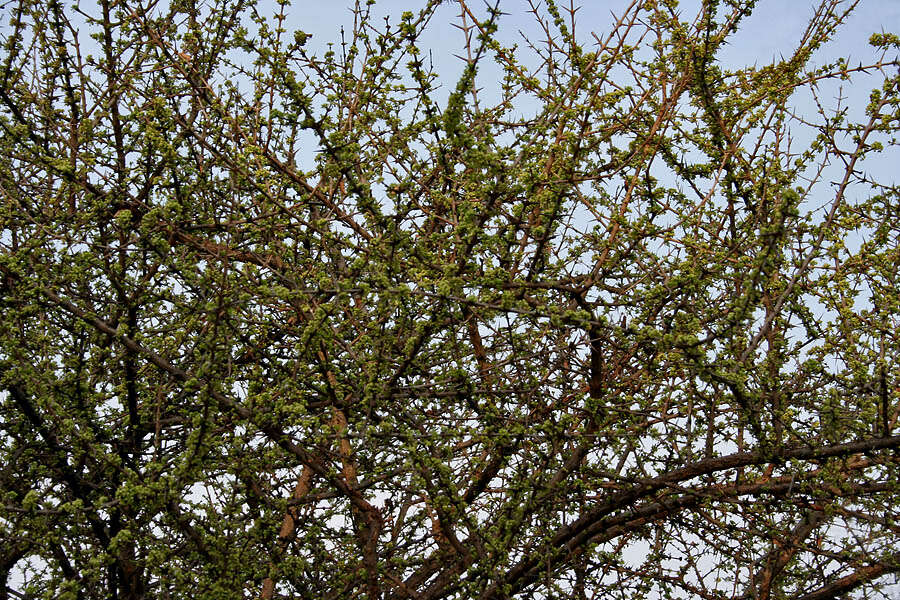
[260,466,313,600]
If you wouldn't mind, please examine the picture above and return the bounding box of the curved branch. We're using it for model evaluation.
[794,558,900,600]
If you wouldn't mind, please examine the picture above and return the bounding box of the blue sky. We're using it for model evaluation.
[284,0,898,176]
[292,1,900,82]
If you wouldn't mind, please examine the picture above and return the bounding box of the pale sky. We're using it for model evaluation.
[286,0,899,178]
[292,1,900,88]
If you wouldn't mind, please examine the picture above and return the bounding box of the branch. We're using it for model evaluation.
[794,558,900,600]
[476,437,900,599]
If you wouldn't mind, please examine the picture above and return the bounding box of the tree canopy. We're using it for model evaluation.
[2,0,900,598]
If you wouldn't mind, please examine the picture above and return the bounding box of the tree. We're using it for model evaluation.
[1,0,899,597]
